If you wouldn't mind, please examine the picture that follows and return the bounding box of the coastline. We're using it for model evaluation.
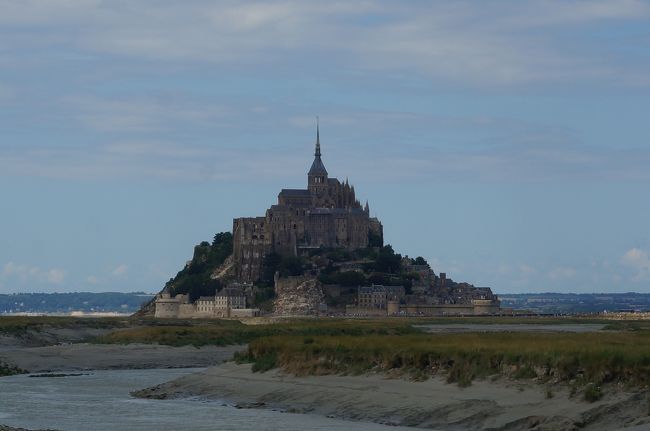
[133,362,650,430]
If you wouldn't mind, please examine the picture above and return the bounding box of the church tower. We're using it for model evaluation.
[308,118,328,193]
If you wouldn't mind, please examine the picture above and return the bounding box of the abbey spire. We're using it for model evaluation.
[308,117,328,183]
[315,116,321,157]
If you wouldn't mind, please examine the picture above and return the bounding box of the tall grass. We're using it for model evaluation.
[94,319,418,347]
[241,331,650,387]
[0,316,130,335]
[0,361,26,377]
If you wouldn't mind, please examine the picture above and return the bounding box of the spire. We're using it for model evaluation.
[308,116,328,178]
[364,200,369,214]
[315,116,321,157]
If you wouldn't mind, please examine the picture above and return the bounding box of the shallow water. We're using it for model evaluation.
[0,368,414,431]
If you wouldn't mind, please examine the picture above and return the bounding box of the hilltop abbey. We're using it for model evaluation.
[233,124,383,281]
[153,123,500,318]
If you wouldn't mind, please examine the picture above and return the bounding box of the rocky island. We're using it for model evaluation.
[147,126,500,319]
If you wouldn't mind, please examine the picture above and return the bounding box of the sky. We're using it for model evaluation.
[1,0,649,295]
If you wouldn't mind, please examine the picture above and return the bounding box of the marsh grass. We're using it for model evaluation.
[0,315,129,335]
[34,315,650,390]
[243,331,650,388]
[0,361,26,377]
[584,383,603,402]
[94,318,418,347]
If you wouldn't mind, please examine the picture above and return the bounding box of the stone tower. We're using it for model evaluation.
[308,119,328,196]
[232,123,384,281]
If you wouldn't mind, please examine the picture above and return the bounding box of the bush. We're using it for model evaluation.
[513,365,537,379]
[584,383,603,402]
[0,361,26,377]
[252,352,278,373]
[375,245,402,273]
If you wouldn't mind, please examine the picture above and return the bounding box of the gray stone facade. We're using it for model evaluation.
[233,126,383,281]
[154,285,260,319]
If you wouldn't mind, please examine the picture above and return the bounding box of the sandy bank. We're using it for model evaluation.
[134,362,650,430]
[0,344,244,373]
[0,426,54,431]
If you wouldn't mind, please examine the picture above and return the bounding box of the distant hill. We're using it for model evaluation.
[0,292,154,315]
[499,292,650,314]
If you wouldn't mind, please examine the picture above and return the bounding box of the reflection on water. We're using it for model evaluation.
[0,368,412,431]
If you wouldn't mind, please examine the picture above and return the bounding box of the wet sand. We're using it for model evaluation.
[0,343,244,373]
[133,362,650,430]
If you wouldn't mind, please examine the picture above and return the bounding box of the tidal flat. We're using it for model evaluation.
[2,315,650,430]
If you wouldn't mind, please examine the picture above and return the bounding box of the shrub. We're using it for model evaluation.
[584,383,603,402]
[513,365,537,380]
[252,352,277,373]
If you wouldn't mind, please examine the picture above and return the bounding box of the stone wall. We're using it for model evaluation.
[233,216,273,281]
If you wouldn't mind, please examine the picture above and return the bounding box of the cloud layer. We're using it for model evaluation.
[2,0,648,85]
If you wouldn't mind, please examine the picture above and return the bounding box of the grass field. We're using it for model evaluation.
[4,314,650,392]
[238,330,650,389]
[0,315,130,336]
[94,318,418,346]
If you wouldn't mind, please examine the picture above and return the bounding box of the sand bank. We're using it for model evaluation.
[134,362,650,430]
[0,343,244,373]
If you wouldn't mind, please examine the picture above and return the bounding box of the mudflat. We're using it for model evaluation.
[0,343,244,373]
[133,362,650,430]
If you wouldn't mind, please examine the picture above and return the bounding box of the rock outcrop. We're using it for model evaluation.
[273,273,324,316]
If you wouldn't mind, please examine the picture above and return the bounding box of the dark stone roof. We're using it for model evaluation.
[309,208,365,215]
[308,155,328,176]
[279,189,311,196]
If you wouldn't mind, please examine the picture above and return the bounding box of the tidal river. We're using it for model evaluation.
[0,368,412,431]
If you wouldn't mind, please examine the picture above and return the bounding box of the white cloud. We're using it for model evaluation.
[46,269,66,284]
[86,275,101,285]
[621,248,650,281]
[548,266,577,281]
[1,1,648,86]
[111,264,128,277]
[2,262,66,285]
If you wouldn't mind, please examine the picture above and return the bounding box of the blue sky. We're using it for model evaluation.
[1,0,649,294]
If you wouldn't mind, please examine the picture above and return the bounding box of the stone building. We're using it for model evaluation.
[154,286,259,318]
[358,285,406,309]
[233,124,383,281]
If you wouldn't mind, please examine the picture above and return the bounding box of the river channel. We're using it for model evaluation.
[0,368,412,431]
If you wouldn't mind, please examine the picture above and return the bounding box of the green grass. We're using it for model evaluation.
[0,361,26,377]
[94,318,418,347]
[0,315,130,335]
[240,330,650,388]
[14,314,648,390]
[584,383,603,402]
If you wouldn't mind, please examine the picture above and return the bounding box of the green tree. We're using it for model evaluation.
[368,230,383,247]
[375,245,402,273]
[413,256,428,266]
[167,231,233,300]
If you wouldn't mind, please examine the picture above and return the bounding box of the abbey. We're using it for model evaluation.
[233,125,383,281]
